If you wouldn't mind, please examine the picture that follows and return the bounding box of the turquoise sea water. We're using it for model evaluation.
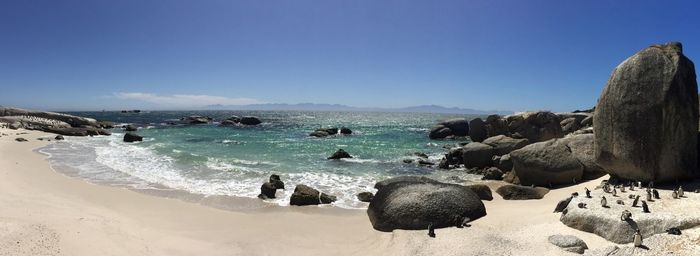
[39,111,481,208]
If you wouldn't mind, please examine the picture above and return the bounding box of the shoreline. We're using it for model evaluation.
[4,127,681,255]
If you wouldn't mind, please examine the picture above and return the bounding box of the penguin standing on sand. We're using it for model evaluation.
[642,201,650,213]
[673,190,679,199]
[585,187,591,198]
[646,190,653,202]
[629,182,635,191]
[632,195,640,207]
[634,229,643,247]
[428,223,435,238]
[601,196,608,208]
[620,186,626,193]
[679,186,684,198]
[653,189,660,199]
[612,188,617,197]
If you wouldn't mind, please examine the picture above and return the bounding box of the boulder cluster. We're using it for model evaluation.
[0,107,113,137]
[310,127,352,137]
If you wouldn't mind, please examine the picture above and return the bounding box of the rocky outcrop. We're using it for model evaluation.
[481,167,504,180]
[310,128,339,137]
[548,234,588,254]
[594,42,699,182]
[0,107,98,127]
[509,138,584,186]
[327,149,352,159]
[507,111,563,143]
[465,184,493,201]
[495,154,513,172]
[182,115,212,124]
[557,112,593,135]
[0,107,112,137]
[124,124,138,131]
[468,118,487,142]
[289,185,336,206]
[123,132,143,142]
[496,184,549,200]
[429,118,469,139]
[239,116,262,125]
[340,127,352,135]
[367,178,486,231]
[563,134,606,180]
[482,135,529,155]
[461,142,495,168]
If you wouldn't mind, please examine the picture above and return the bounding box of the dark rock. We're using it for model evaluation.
[328,149,352,159]
[374,176,439,190]
[548,234,588,254]
[357,192,374,202]
[96,121,114,129]
[258,182,277,199]
[309,130,330,137]
[428,125,453,139]
[509,138,584,186]
[481,167,504,180]
[240,116,262,125]
[496,154,513,172]
[403,159,414,164]
[439,118,469,137]
[123,132,143,143]
[439,147,464,169]
[461,142,496,168]
[124,124,138,131]
[269,174,284,190]
[289,184,336,206]
[15,137,27,142]
[507,111,564,143]
[595,42,699,182]
[469,118,487,142]
[183,115,211,124]
[485,115,508,137]
[54,135,64,140]
[465,184,493,201]
[496,184,549,200]
[367,179,486,231]
[414,152,429,158]
[340,127,352,135]
[324,128,338,135]
[220,119,238,126]
[482,135,529,155]
[418,159,435,166]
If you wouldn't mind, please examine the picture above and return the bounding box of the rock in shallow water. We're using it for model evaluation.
[356,192,374,202]
[327,149,352,159]
[289,184,336,206]
[123,132,143,142]
[367,178,486,232]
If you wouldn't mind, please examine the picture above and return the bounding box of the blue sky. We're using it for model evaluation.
[1,0,698,111]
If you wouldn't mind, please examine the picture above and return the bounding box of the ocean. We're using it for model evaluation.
[38,110,481,209]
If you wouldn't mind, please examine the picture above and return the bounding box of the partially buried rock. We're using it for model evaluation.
[496,184,549,200]
[123,132,143,142]
[548,234,588,254]
[15,137,28,142]
[465,184,493,201]
[54,135,64,140]
[481,167,504,180]
[367,178,486,231]
[289,185,336,206]
[328,149,352,159]
[269,174,284,190]
[357,192,374,202]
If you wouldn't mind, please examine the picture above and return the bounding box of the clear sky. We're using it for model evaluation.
[1,0,699,111]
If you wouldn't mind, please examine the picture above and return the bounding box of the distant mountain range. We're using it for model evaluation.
[204,103,512,115]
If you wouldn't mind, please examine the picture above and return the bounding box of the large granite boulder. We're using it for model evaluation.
[429,118,469,139]
[594,42,699,182]
[289,185,336,206]
[507,111,564,143]
[485,114,509,137]
[367,178,486,231]
[560,187,700,244]
[461,142,496,168]
[0,107,98,127]
[509,138,584,186]
[374,176,439,190]
[468,118,487,142]
[562,134,606,180]
[482,135,529,155]
[495,184,549,200]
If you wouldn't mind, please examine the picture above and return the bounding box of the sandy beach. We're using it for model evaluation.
[0,127,631,256]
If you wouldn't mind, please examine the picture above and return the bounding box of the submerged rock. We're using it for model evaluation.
[594,42,699,182]
[240,116,262,125]
[123,132,143,143]
[367,178,486,231]
[340,127,352,135]
[289,185,336,206]
[328,149,352,159]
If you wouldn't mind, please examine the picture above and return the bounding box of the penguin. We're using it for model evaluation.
[612,188,617,197]
[653,189,660,199]
[458,217,471,228]
[642,201,650,213]
[428,223,436,238]
[673,190,679,199]
[620,210,632,221]
[632,195,640,207]
[646,190,653,202]
[585,187,591,198]
[628,194,636,199]
[666,227,682,235]
[601,196,608,208]
[633,229,643,247]
[577,203,587,209]
[554,196,573,213]
[679,186,684,198]
[629,183,635,191]
[571,192,579,197]
[620,186,626,193]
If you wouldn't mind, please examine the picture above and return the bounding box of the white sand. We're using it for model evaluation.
[0,128,627,255]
